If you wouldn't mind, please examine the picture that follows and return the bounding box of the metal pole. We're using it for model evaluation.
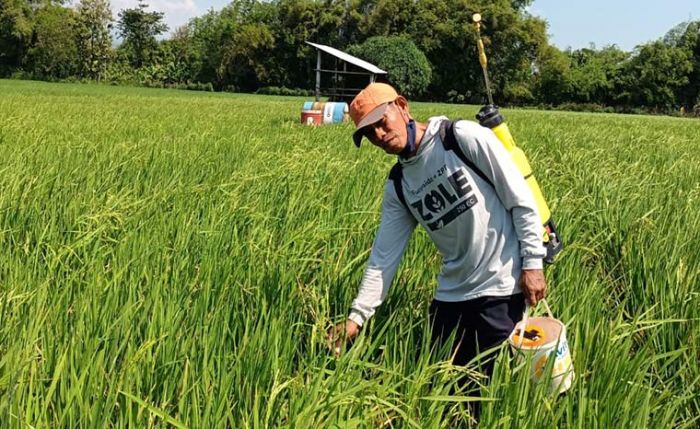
[333,57,338,100]
[316,50,321,101]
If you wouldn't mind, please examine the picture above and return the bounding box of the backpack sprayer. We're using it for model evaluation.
[472,13,562,263]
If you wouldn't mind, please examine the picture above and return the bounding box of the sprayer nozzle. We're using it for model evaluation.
[476,104,504,128]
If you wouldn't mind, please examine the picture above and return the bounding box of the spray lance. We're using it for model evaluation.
[471,13,562,263]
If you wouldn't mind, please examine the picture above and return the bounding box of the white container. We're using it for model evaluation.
[508,299,574,395]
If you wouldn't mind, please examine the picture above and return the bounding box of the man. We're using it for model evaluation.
[330,82,547,379]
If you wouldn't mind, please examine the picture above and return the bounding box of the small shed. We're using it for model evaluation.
[306,42,387,102]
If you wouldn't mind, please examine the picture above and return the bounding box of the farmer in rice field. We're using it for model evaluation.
[329,82,547,381]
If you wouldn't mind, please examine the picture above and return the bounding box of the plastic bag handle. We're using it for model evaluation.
[517,298,554,348]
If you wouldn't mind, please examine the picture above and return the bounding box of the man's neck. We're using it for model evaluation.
[405,121,427,158]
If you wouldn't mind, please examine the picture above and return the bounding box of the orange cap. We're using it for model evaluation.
[349,83,399,147]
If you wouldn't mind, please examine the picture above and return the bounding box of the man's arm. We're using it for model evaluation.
[454,121,547,304]
[348,180,417,325]
[454,121,545,266]
[330,180,417,353]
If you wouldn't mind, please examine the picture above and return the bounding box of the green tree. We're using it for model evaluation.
[157,25,201,84]
[360,0,477,99]
[360,0,415,38]
[228,0,277,90]
[116,0,168,69]
[268,0,324,89]
[219,20,275,90]
[532,44,572,105]
[75,0,113,80]
[27,4,79,79]
[347,35,431,97]
[399,0,548,102]
[184,9,225,85]
[261,0,352,90]
[565,45,628,105]
[188,1,275,91]
[0,0,35,74]
[621,41,691,109]
[164,0,550,98]
[479,2,548,104]
[665,21,700,109]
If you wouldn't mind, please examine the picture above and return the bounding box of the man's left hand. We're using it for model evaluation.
[520,269,547,306]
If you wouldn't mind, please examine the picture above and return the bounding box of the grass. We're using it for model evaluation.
[0,79,698,428]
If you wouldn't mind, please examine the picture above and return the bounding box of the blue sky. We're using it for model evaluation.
[107,0,699,52]
[529,0,700,51]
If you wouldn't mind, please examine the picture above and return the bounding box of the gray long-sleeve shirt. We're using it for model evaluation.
[348,117,546,326]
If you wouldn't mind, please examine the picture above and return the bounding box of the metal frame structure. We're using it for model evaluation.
[306,42,387,101]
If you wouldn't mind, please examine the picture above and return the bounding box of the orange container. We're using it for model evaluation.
[301,110,323,126]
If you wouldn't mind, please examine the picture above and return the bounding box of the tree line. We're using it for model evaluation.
[1,0,699,114]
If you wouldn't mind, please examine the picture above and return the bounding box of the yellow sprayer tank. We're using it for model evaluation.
[477,105,562,263]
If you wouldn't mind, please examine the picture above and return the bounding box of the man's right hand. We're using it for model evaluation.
[327,319,360,356]
[520,269,547,306]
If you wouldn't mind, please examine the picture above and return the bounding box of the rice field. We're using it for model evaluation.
[0,79,698,428]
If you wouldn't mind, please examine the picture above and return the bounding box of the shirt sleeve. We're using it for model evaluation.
[348,180,417,326]
[453,121,546,270]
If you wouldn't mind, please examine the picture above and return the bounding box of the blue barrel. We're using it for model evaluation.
[323,102,349,124]
[333,102,348,123]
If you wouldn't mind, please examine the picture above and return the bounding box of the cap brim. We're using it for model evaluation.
[352,128,366,147]
[352,103,390,147]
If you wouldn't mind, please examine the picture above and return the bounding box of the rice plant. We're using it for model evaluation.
[0,80,698,428]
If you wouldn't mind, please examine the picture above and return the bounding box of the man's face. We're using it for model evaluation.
[362,102,409,155]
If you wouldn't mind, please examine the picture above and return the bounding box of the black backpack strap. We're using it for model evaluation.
[439,119,495,189]
[388,162,409,211]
